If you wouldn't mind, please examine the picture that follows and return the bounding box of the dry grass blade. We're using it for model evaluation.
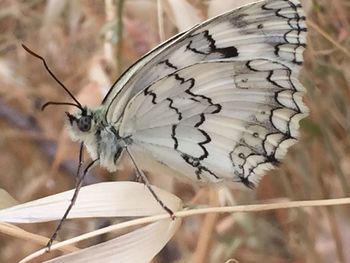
[2,181,350,262]
[11,196,350,262]
[22,220,181,263]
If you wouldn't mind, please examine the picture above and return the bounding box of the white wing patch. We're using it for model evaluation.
[119,58,307,187]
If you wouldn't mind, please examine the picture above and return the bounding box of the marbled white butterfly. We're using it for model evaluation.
[24,0,307,247]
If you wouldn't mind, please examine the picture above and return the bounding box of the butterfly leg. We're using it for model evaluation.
[125,147,175,220]
[46,155,99,251]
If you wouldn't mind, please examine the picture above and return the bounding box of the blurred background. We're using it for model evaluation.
[0,0,350,262]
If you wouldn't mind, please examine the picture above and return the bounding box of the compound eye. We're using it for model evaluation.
[78,116,92,132]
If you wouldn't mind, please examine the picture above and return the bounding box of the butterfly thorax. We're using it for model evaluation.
[66,106,127,172]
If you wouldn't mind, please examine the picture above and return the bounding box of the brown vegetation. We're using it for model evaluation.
[0,0,350,262]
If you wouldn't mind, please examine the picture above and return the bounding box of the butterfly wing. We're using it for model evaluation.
[103,0,306,124]
[119,58,307,186]
[111,0,307,186]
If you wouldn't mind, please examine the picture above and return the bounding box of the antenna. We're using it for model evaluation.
[22,44,83,111]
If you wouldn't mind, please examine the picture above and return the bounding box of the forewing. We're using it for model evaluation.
[119,59,307,186]
[103,0,306,124]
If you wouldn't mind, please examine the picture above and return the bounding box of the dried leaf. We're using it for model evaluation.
[0,182,183,263]
[0,182,182,223]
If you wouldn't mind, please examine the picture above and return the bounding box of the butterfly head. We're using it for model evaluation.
[65,107,98,139]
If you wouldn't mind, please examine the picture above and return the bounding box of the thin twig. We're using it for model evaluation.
[116,0,125,75]
[157,0,165,42]
[104,0,117,73]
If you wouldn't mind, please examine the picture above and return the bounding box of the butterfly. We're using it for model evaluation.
[23,0,307,247]
[67,0,307,186]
